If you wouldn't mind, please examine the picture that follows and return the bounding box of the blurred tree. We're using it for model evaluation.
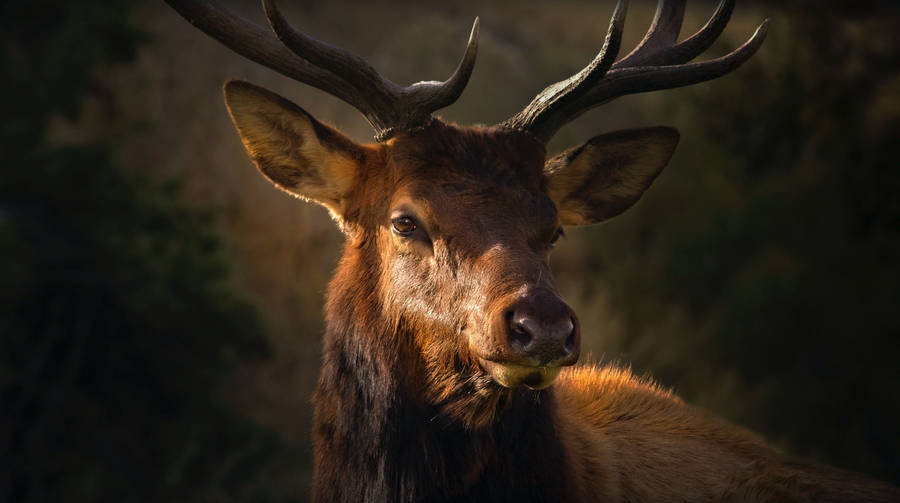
[563,1,899,484]
[0,2,302,501]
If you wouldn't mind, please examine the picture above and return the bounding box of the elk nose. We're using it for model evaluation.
[506,293,578,366]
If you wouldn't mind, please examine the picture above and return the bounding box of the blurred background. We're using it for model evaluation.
[2,0,898,501]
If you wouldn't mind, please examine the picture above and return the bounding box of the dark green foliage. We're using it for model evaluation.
[566,3,899,484]
[0,2,300,502]
[1,1,145,145]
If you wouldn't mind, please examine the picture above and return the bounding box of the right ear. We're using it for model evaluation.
[223,80,366,217]
[544,127,679,226]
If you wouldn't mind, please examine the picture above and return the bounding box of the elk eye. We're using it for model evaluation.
[549,227,564,247]
[391,216,418,236]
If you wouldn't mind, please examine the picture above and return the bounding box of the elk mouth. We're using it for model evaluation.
[478,359,563,390]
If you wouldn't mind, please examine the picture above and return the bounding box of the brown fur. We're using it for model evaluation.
[556,366,899,502]
[220,80,899,502]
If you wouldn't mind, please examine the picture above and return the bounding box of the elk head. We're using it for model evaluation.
[167,0,767,428]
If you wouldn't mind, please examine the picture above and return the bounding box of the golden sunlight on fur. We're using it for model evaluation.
[554,366,896,501]
[223,80,362,217]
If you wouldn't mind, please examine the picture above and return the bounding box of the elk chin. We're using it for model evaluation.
[479,359,562,390]
[424,368,511,430]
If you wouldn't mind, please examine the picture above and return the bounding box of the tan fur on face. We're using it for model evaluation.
[545,127,680,225]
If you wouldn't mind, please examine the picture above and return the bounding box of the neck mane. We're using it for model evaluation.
[312,244,574,503]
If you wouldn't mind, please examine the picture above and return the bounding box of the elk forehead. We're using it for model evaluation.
[386,124,560,253]
[389,123,547,183]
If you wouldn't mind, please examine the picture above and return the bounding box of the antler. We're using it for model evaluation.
[165,0,479,141]
[502,0,769,143]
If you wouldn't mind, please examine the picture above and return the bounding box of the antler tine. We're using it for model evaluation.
[616,0,686,68]
[502,0,628,133]
[411,18,480,113]
[501,0,768,144]
[263,0,482,137]
[647,0,737,67]
[168,0,480,141]
[552,19,769,135]
[372,17,480,142]
[261,0,399,113]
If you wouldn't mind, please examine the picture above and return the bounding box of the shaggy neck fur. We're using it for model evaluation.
[311,242,576,503]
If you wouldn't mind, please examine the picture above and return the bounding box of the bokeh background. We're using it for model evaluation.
[2,0,898,501]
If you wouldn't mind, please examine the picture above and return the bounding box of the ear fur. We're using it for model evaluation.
[223,80,366,217]
[544,127,679,225]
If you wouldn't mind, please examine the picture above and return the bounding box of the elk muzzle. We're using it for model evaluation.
[475,288,580,389]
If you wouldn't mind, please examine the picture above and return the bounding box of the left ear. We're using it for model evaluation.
[544,127,679,225]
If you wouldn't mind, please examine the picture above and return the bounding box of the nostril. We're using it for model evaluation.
[562,317,576,353]
[564,330,575,353]
[506,310,534,350]
[509,321,533,348]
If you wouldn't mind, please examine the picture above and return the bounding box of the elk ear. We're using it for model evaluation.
[544,127,679,225]
[223,80,365,216]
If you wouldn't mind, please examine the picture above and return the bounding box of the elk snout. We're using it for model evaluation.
[474,288,581,389]
[504,290,579,367]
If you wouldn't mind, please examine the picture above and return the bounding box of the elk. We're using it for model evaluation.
[166,0,900,501]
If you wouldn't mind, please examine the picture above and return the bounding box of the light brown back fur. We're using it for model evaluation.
[555,366,899,502]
